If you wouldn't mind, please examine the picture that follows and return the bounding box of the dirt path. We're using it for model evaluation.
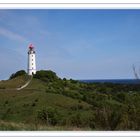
[16,76,32,90]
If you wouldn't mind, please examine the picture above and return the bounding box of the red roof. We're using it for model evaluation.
[29,44,34,49]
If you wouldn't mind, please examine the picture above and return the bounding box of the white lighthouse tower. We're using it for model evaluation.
[27,44,36,75]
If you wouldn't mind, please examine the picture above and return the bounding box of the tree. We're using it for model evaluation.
[9,70,26,79]
[34,70,59,82]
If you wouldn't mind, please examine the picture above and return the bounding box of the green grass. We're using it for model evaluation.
[0,74,140,130]
[0,75,30,89]
[0,90,91,121]
[0,120,91,131]
[0,75,92,130]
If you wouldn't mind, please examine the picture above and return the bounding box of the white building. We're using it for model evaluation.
[27,44,36,75]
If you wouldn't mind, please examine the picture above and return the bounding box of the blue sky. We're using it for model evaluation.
[0,9,140,80]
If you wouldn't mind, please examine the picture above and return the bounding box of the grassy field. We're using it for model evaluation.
[0,75,30,89]
[0,71,140,130]
[0,75,93,130]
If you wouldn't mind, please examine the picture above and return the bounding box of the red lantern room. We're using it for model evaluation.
[29,44,34,50]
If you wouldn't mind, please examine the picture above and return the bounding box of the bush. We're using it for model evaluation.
[70,113,82,127]
[37,107,61,126]
[5,100,9,105]
[70,104,84,111]
[70,79,78,84]
[9,70,26,79]
[0,86,5,89]
[34,70,58,82]
[63,78,67,81]
[116,93,126,102]
[32,103,36,107]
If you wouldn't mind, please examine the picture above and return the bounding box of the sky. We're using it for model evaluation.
[0,9,140,80]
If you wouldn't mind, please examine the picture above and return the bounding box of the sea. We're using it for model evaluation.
[79,79,140,84]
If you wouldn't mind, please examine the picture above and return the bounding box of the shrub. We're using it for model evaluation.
[5,100,9,105]
[37,107,61,126]
[63,78,67,81]
[70,79,78,84]
[32,103,36,107]
[34,70,58,82]
[116,93,126,102]
[70,104,83,111]
[0,86,5,89]
[35,99,39,102]
[9,70,26,79]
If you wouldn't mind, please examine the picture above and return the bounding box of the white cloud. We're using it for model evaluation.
[0,27,28,43]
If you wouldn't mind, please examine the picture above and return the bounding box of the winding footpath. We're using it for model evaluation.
[16,76,33,90]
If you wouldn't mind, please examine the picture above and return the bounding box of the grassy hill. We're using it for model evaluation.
[0,74,92,130]
[0,75,30,89]
[0,70,140,130]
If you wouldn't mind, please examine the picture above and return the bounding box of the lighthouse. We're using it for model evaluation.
[27,44,36,75]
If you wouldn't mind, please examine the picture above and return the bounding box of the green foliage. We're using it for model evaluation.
[5,100,9,105]
[37,107,61,126]
[9,70,26,79]
[34,70,58,82]
[0,70,140,130]
[69,112,82,127]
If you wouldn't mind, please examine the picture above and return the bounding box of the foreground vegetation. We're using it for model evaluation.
[0,70,140,130]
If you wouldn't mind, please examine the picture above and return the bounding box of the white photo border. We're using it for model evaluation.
[0,1,139,138]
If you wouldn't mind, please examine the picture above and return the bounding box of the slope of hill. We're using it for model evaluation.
[0,70,140,130]
[0,75,30,89]
[0,73,93,130]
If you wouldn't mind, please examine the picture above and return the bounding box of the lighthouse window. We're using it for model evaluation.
[32,59,33,61]
[32,63,33,65]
